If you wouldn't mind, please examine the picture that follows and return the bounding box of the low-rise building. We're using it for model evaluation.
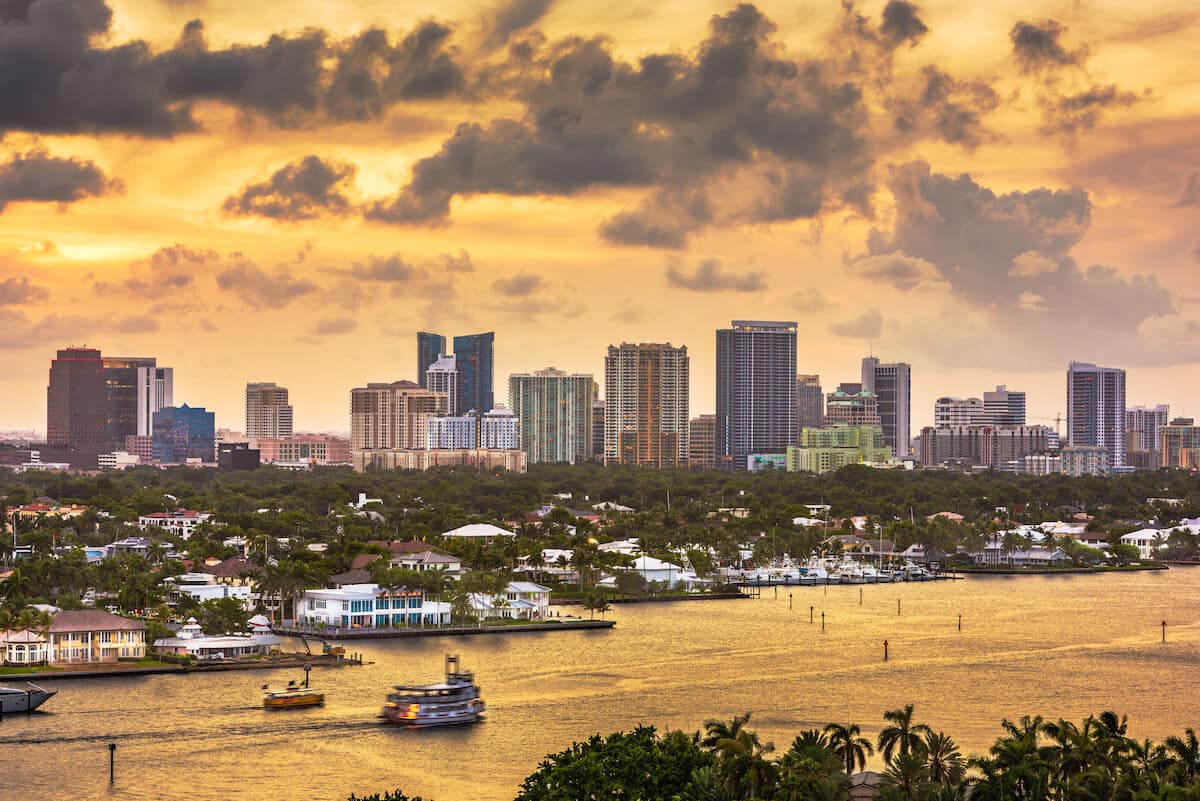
[98,451,141,470]
[45,610,147,664]
[137,510,215,540]
[252,434,353,466]
[352,448,527,473]
[294,584,448,629]
[1061,446,1110,476]
[153,616,280,659]
[470,582,551,620]
[441,523,515,541]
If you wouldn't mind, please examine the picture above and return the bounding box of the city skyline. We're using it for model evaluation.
[0,0,1197,433]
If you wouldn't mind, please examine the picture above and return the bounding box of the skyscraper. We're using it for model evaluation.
[716,321,797,469]
[102,356,158,448]
[152,404,216,463]
[604,342,690,468]
[351,381,448,451]
[136,366,173,437]
[509,368,593,464]
[453,331,495,414]
[245,383,294,438]
[47,347,106,467]
[983,385,1026,426]
[1125,404,1170,454]
[796,374,824,432]
[688,414,716,470]
[416,331,446,388]
[861,356,911,459]
[1067,361,1126,468]
[425,355,459,415]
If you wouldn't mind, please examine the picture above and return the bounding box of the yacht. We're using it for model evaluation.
[799,557,831,585]
[0,683,56,714]
[835,558,868,585]
[381,655,485,728]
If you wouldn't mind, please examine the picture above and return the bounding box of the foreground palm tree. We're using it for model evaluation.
[879,704,933,762]
[703,713,753,752]
[825,722,874,775]
[923,731,965,785]
[1165,728,1200,783]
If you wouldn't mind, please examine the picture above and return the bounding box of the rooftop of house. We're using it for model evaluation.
[202,557,262,579]
[48,609,146,633]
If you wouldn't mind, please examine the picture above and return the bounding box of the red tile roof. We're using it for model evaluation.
[49,610,146,633]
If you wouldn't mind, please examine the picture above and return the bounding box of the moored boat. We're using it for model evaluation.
[381,655,485,728]
[0,683,56,715]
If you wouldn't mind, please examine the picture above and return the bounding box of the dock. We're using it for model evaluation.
[272,619,615,640]
[0,652,361,682]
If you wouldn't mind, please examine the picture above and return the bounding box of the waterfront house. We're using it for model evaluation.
[625,555,688,589]
[517,548,576,581]
[441,523,516,541]
[45,610,147,664]
[1120,529,1165,560]
[166,574,255,609]
[470,582,552,620]
[153,616,281,660]
[1,629,50,667]
[294,584,449,629]
[136,510,215,540]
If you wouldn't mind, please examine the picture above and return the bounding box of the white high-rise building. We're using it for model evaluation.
[862,357,912,458]
[427,415,477,450]
[934,396,984,427]
[136,366,173,436]
[245,382,294,438]
[425,355,459,416]
[510,368,593,464]
[1066,362,1126,468]
[481,407,521,450]
[983,385,1027,426]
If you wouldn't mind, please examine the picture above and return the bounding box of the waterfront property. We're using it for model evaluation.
[1,610,149,665]
[294,584,450,629]
[153,615,281,659]
[470,582,552,620]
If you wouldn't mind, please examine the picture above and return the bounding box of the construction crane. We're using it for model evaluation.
[1029,414,1064,436]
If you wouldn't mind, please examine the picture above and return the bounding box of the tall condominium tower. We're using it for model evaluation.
[604,343,690,468]
[350,381,448,451]
[102,356,170,447]
[245,383,294,438]
[1125,404,1169,453]
[416,331,446,388]
[152,404,216,463]
[984,385,1027,426]
[509,368,593,464]
[862,356,912,458]
[47,347,106,466]
[796,374,825,433]
[1066,361,1126,468]
[453,331,494,414]
[425,355,459,415]
[688,414,716,470]
[716,321,796,470]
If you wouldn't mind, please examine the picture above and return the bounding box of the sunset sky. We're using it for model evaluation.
[1,0,1197,434]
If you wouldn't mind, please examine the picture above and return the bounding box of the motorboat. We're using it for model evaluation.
[799,557,832,585]
[381,655,485,727]
[0,683,56,714]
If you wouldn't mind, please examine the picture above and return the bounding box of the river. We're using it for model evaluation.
[3,569,1199,801]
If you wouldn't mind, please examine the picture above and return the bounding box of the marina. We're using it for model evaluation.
[2,569,1197,801]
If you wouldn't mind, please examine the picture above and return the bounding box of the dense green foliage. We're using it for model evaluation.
[3,464,1199,619]
[356,707,1200,801]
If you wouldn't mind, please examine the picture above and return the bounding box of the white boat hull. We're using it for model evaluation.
[0,685,56,715]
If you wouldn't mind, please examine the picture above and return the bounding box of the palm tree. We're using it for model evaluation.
[703,713,752,751]
[881,751,929,799]
[923,731,965,785]
[1165,728,1200,783]
[878,704,932,762]
[713,726,776,798]
[825,722,875,775]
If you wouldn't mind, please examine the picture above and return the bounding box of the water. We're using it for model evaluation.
[4,570,1199,801]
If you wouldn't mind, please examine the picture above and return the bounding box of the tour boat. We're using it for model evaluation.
[381,655,485,728]
[0,683,56,714]
[262,677,324,709]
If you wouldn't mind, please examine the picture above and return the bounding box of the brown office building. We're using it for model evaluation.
[604,343,690,468]
[689,414,716,470]
[46,347,106,467]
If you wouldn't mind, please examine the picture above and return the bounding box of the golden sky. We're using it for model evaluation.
[1,0,1197,433]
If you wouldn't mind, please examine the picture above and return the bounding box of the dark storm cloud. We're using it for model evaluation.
[1010,19,1086,73]
[864,161,1172,331]
[878,0,928,49]
[831,308,882,338]
[0,147,119,212]
[0,275,48,304]
[369,3,881,241]
[665,259,765,292]
[123,243,217,294]
[0,1,467,136]
[1009,18,1145,141]
[887,66,999,148]
[221,155,358,221]
[480,0,555,51]
[490,273,542,296]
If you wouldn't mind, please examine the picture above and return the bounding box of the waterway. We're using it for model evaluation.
[4,569,1199,801]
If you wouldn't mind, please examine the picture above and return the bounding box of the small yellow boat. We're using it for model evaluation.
[263,665,324,709]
